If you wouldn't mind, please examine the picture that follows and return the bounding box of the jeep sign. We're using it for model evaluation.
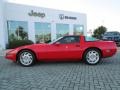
[28,10,45,18]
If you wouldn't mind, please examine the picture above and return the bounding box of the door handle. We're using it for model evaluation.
[76,44,80,47]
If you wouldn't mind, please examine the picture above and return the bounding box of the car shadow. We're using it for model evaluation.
[35,60,85,66]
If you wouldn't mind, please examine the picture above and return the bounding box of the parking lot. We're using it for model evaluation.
[0,50,120,90]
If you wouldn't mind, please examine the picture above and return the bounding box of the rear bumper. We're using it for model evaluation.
[102,48,117,58]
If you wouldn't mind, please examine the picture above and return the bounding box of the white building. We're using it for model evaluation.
[0,0,87,49]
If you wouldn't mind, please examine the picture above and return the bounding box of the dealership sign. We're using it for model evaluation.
[28,10,45,18]
[59,14,77,20]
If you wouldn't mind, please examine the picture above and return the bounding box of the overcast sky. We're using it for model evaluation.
[8,0,120,32]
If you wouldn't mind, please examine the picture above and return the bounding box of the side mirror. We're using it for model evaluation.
[54,42,60,46]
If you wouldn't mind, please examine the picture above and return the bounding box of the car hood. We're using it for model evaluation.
[18,43,49,49]
[6,43,50,55]
[8,43,49,52]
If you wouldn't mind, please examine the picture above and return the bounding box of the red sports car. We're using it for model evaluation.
[5,35,117,66]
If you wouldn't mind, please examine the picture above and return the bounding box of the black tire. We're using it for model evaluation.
[17,50,36,67]
[83,49,101,65]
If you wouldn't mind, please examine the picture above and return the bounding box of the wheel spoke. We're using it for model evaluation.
[86,50,100,64]
[19,51,33,66]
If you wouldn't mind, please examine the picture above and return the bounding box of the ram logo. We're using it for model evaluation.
[59,14,64,20]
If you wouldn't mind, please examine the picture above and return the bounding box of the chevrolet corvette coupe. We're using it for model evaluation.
[5,35,117,66]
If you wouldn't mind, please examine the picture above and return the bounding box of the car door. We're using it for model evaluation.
[49,36,82,60]
[61,36,82,59]
[38,36,82,61]
[38,37,72,60]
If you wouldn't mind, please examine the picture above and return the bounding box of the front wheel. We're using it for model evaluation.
[84,49,101,65]
[17,50,35,67]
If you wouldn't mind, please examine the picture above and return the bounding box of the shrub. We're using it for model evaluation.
[7,40,34,49]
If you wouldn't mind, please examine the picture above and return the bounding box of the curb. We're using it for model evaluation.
[0,49,12,56]
[0,50,5,56]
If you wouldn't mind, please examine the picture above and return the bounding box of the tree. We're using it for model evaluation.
[9,33,17,41]
[15,26,28,40]
[92,26,107,39]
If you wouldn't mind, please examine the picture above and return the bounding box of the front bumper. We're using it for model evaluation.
[5,54,16,61]
[5,49,17,61]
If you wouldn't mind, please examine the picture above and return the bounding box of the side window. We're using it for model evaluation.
[85,36,98,41]
[57,36,80,44]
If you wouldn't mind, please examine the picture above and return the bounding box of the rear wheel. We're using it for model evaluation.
[84,49,101,65]
[17,50,35,67]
